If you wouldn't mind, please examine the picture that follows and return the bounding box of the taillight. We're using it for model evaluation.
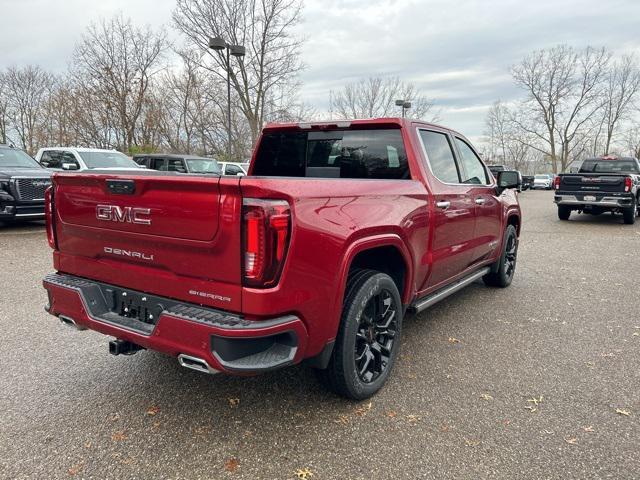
[624,177,632,192]
[242,199,291,288]
[44,185,57,249]
[554,176,561,190]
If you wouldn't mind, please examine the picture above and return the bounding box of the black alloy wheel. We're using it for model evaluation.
[354,287,398,384]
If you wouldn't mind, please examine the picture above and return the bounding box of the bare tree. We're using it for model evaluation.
[173,0,304,148]
[3,65,53,154]
[511,45,610,172]
[484,101,539,173]
[72,14,168,152]
[330,76,438,121]
[626,125,640,158]
[0,72,9,144]
[601,55,640,154]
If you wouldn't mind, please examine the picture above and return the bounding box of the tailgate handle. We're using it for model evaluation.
[106,179,136,195]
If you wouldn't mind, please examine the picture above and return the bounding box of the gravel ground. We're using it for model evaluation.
[0,190,638,480]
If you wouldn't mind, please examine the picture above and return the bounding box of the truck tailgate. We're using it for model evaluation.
[52,172,243,311]
[560,174,627,193]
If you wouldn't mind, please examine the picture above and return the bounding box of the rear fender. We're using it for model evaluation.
[337,234,414,312]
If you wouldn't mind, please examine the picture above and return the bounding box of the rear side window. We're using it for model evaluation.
[418,130,460,183]
[455,138,489,185]
[253,129,409,179]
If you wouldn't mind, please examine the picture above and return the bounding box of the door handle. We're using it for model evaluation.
[436,200,450,209]
[475,197,486,205]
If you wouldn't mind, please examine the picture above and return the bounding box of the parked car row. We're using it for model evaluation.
[0,143,250,224]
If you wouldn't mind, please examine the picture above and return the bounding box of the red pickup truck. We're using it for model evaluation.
[43,118,522,399]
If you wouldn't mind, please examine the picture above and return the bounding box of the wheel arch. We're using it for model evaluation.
[338,235,414,308]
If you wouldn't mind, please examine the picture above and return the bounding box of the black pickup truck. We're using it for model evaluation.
[0,144,52,223]
[554,156,640,224]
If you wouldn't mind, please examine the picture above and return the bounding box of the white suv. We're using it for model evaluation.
[35,147,141,172]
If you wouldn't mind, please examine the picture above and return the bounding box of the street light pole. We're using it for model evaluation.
[395,99,412,118]
[208,37,246,162]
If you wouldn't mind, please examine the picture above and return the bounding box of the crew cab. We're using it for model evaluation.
[36,147,141,172]
[0,144,52,222]
[554,156,640,224]
[42,118,522,399]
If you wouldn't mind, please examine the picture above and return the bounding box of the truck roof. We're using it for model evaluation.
[263,117,466,138]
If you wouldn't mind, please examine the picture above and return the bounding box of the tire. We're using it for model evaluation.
[623,205,636,225]
[483,224,518,288]
[317,269,403,400]
[558,205,571,221]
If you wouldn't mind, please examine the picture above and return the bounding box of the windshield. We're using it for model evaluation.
[185,158,221,174]
[0,148,42,168]
[580,160,639,174]
[78,151,138,169]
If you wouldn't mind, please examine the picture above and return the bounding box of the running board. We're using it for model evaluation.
[409,267,490,314]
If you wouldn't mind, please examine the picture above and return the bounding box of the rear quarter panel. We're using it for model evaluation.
[239,177,430,357]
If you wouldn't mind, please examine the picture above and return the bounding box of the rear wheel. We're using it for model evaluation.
[317,270,402,400]
[483,225,518,288]
[558,205,571,221]
[623,204,636,225]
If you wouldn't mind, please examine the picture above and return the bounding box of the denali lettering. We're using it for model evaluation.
[104,247,154,261]
[96,205,151,225]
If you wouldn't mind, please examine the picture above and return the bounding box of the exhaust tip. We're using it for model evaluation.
[178,354,218,375]
[59,315,87,331]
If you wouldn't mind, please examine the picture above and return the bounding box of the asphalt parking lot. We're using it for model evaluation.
[0,190,638,480]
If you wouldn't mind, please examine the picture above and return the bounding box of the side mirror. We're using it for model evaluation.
[61,163,79,171]
[497,170,521,193]
[236,172,245,176]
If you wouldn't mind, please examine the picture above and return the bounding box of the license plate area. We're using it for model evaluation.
[106,287,165,326]
[583,195,597,202]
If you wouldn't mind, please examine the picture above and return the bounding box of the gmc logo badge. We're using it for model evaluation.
[96,205,151,225]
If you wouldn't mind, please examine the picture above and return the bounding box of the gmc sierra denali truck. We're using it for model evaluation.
[554,156,640,224]
[43,118,522,399]
[0,144,52,222]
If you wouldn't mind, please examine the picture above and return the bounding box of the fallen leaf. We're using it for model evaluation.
[448,337,461,344]
[564,437,577,445]
[527,395,544,406]
[385,410,397,418]
[525,406,537,413]
[355,401,372,416]
[111,431,128,442]
[464,438,480,447]
[480,393,493,401]
[406,414,421,424]
[583,426,594,432]
[146,405,160,416]
[224,458,239,472]
[633,332,639,337]
[68,464,83,476]
[294,468,314,479]
[334,415,350,425]
[615,408,631,416]
[228,398,240,407]
[440,424,450,432]
[84,442,92,449]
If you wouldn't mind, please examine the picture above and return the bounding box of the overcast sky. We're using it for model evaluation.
[2,0,640,142]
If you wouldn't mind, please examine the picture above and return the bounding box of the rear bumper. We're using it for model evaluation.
[43,273,308,374]
[554,193,634,209]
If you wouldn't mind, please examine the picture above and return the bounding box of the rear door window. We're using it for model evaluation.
[253,129,409,179]
[167,159,187,173]
[455,138,489,185]
[418,130,460,184]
